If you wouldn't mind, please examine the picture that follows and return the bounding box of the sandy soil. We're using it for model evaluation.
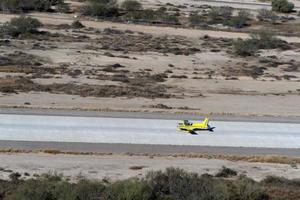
[1,12,300,43]
[0,153,299,182]
[1,92,300,116]
[135,0,300,10]
[0,2,300,117]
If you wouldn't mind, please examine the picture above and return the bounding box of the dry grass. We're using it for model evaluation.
[0,148,299,165]
[129,165,147,170]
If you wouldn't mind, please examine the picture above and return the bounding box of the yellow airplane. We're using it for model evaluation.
[177,118,215,134]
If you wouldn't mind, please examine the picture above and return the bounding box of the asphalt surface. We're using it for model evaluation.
[0,113,300,151]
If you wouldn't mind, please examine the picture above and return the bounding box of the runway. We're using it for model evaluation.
[0,114,300,149]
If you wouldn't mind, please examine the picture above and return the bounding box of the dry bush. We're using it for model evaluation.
[149,104,172,109]
[272,0,294,13]
[71,20,85,29]
[0,16,42,38]
[234,31,288,56]
[215,166,237,178]
[129,166,147,170]
[170,75,188,78]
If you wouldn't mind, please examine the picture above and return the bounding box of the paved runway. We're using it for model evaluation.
[0,114,300,148]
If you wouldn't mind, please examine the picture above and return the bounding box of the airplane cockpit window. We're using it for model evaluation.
[183,120,193,126]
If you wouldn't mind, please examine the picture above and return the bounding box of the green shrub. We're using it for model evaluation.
[0,0,55,12]
[34,0,52,11]
[215,166,238,177]
[81,1,119,18]
[105,178,151,200]
[209,6,233,20]
[124,9,157,21]
[272,0,294,13]
[232,177,269,200]
[9,172,22,182]
[0,16,42,37]
[88,0,112,4]
[262,176,300,187]
[257,9,279,23]
[121,0,142,11]
[72,180,106,200]
[9,175,105,200]
[4,169,300,200]
[145,167,228,200]
[224,10,250,28]
[189,13,205,26]
[71,20,85,28]
[161,14,179,24]
[234,39,258,56]
[123,8,178,24]
[56,2,70,13]
[234,31,288,56]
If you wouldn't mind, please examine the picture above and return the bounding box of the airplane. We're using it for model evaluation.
[177,118,215,134]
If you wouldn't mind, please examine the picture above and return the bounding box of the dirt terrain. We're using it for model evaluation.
[0,0,300,117]
[0,153,299,182]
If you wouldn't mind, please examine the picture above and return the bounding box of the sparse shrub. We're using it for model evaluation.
[209,6,233,21]
[162,14,179,24]
[257,9,279,23]
[81,0,119,18]
[262,176,300,187]
[215,166,238,177]
[121,0,142,11]
[145,167,229,200]
[189,13,205,27]
[56,1,70,13]
[0,16,42,37]
[88,0,106,3]
[10,174,105,200]
[124,9,155,21]
[234,38,258,56]
[123,7,179,24]
[233,177,269,200]
[234,31,288,56]
[150,103,172,109]
[9,172,21,182]
[0,0,61,12]
[224,10,250,28]
[149,73,167,82]
[252,31,287,49]
[71,20,85,28]
[68,69,82,78]
[170,75,188,78]
[289,161,298,169]
[129,166,147,170]
[272,0,294,13]
[72,180,106,200]
[3,168,300,200]
[34,0,52,12]
[111,74,129,83]
[104,178,151,200]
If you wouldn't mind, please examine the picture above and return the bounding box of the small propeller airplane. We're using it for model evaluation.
[177,118,215,134]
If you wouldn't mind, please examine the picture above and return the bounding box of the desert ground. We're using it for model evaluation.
[0,0,300,117]
[0,153,299,182]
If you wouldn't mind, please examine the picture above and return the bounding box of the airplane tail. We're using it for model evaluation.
[201,118,209,128]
